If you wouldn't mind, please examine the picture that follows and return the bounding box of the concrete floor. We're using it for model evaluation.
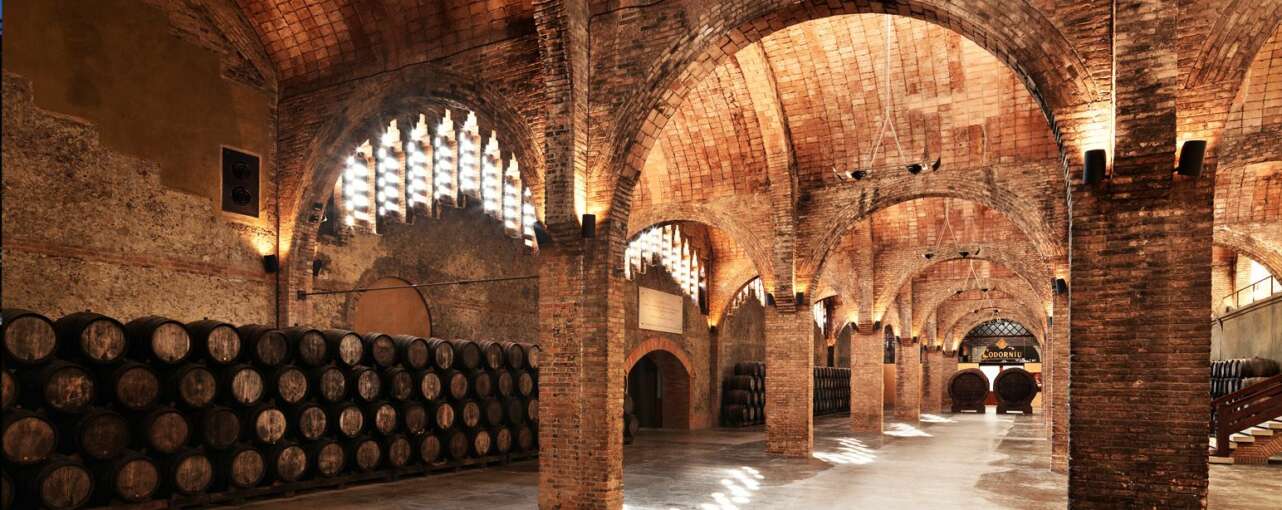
[243,411,1280,509]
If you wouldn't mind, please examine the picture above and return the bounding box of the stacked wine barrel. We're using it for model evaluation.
[1,308,540,510]
[813,367,851,416]
[1211,357,1280,398]
[721,362,765,427]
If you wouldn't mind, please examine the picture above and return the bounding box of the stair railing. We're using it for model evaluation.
[1212,373,1282,456]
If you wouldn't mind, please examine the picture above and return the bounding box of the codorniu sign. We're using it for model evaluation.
[979,344,1037,363]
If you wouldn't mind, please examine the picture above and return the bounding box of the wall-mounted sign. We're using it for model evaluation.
[639,287,683,334]
[979,343,1038,363]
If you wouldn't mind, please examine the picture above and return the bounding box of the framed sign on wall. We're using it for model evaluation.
[639,287,684,334]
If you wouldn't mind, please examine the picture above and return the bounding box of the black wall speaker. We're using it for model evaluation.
[1083,149,1107,185]
[533,222,553,246]
[1177,140,1207,177]
[1054,278,1068,295]
[262,255,279,274]
[765,293,776,307]
[581,214,596,238]
[222,147,260,217]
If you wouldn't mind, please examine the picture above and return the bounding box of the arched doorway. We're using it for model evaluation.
[351,277,431,337]
[626,349,692,430]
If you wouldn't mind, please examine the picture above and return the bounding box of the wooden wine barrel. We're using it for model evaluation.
[2,409,57,465]
[382,434,413,468]
[400,401,429,436]
[163,449,214,496]
[384,367,414,401]
[311,365,347,403]
[283,328,328,367]
[993,368,1038,415]
[186,320,241,366]
[445,430,469,460]
[94,450,160,503]
[100,361,159,411]
[515,425,534,452]
[363,333,398,368]
[492,427,513,454]
[270,365,309,405]
[1243,356,1281,378]
[195,406,240,450]
[425,338,455,370]
[416,369,443,402]
[351,366,382,402]
[449,340,482,371]
[459,400,481,430]
[329,402,365,439]
[238,325,290,367]
[525,344,541,370]
[723,404,748,426]
[19,455,93,510]
[1,470,10,510]
[734,362,762,377]
[213,444,264,490]
[167,363,217,409]
[138,407,189,454]
[66,407,129,461]
[1,308,57,365]
[221,364,265,407]
[415,434,443,464]
[322,330,364,368]
[306,439,346,478]
[125,316,191,365]
[504,397,526,425]
[726,375,757,392]
[55,312,127,365]
[469,370,494,399]
[366,401,398,436]
[265,441,307,483]
[443,369,469,401]
[482,399,505,427]
[21,360,96,414]
[0,370,15,410]
[290,402,329,442]
[495,370,514,398]
[947,368,990,414]
[468,429,492,457]
[349,437,382,472]
[527,398,539,423]
[724,389,753,405]
[514,370,535,398]
[500,342,526,370]
[428,401,456,431]
[475,341,505,371]
[390,335,430,370]
[243,404,288,445]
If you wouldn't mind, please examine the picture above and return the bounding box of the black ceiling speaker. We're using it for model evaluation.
[1083,149,1107,184]
[851,170,867,180]
[907,163,923,175]
[765,293,776,307]
[581,214,596,238]
[1176,140,1207,177]
[930,157,941,171]
[795,291,805,305]
[222,147,260,217]
[533,221,553,246]
[312,259,325,277]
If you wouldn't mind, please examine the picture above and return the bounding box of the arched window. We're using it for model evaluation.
[623,224,708,301]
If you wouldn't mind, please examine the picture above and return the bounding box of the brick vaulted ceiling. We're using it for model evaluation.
[633,14,1059,212]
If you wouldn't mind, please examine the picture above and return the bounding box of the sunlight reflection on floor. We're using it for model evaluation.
[884,422,933,438]
[812,437,878,465]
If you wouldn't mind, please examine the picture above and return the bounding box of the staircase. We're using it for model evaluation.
[1210,374,1282,465]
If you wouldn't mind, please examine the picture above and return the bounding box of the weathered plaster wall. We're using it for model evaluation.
[624,268,713,429]
[1213,297,1282,363]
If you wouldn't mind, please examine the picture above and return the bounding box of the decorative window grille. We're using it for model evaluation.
[481,134,502,217]
[728,277,766,314]
[433,110,458,206]
[623,224,709,302]
[375,120,404,219]
[457,112,481,203]
[406,115,433,211]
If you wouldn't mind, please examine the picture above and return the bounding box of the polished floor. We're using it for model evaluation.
[244,411,1280,509]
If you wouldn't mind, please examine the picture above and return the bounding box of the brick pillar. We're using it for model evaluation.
[941,350,958,411]
[765,304,813,456]
[1068,1,1211,506]
[922,346,943,414]
[894,336,921,422]
[537,234,626,509]
[850,322,883,432]
[1050,286,1069,473]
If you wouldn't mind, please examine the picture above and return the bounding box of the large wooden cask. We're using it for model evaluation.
[993,368,1038,414]
[2,409,57,465]
[138,407,189,454]
[362,333,398,368]
[186,320,242,366]
[947,368,990,413]
[55,312,127,365]
[195,406,241,450]
[238,325,290,367]
[390,335,430,370]
[21,360,96,414]
[99,361,159,411]
[283,328,328,367]
[125,317,191,365]
[1,309,57,365]
[322,330,364,368]
[93,450,160,504]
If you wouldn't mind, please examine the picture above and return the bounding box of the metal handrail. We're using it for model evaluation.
[1219,275,1282,313]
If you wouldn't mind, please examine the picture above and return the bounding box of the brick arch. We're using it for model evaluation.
[916,281,1046,340]
[626,338,696,430]
[626,338,696,377]
[1215,226,1282,278]
[949,314,1045,354]
[712,271,764,326]
[628,203,776,290]
[1184,1,1282,91]
[872,248,1052,323]
[281,64,543,324]
[601,1,1097,229]
[944,305,1045,352]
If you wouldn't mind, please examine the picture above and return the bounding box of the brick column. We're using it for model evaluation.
[1050,286,1068,473]
[894,336,921,422]
[537,234,626,509]
[941,350,958,411]
[850,322,883,432]
[922,346,943,414]
[765,304,813,456]
[1068,1,1211,506]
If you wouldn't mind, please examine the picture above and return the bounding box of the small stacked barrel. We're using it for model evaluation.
[1,308,540,510]
[813,367,850,416]
[1211,357,1280,398]
[721,362,765,427]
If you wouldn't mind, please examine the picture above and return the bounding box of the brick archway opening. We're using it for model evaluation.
[626,340,695,430]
